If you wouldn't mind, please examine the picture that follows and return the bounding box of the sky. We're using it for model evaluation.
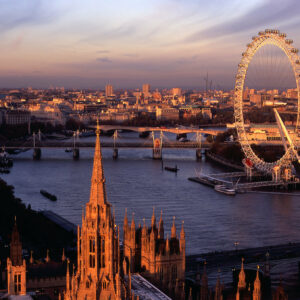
[0,0,300,90]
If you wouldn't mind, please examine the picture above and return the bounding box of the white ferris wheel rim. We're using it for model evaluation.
[234,29,300,174]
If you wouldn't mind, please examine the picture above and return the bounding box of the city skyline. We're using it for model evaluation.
[1,0,300,89]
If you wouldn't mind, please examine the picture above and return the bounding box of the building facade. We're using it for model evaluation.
[123,211,185,297]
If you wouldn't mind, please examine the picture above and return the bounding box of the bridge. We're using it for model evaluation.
[3,141,211,149]
[1,124,217,160]
[93,125,223,136]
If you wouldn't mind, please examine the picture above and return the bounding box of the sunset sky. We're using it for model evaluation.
[0,0,300,89]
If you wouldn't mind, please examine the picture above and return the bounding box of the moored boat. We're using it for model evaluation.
[214,184,236,195]
[164,165,179,173]
[40,190,57,201]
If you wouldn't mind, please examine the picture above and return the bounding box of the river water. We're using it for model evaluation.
[2,132,300,255]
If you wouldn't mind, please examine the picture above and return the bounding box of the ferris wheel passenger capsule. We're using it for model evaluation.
[247,43,253,48]
[285,39,293,44]
[279,33,287,38]
[291,48,299,53]
[252,36,257,40]
[258,31,264,36]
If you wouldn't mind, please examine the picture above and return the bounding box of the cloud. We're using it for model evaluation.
[176,55,199,64]
[96,57,113,63]
[123,53,139,58]
[184,0,300,43]
[0,0,67,34]
[8,33,25,50]
[97,50,110,54]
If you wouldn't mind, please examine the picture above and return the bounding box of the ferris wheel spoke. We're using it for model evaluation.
[234,30,300,175]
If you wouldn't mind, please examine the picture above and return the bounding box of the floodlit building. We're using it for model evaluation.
[6,220,27,296]
[5,110,31,126]
[123,211,186,298]
[105,84,114,97]
[64,123,125,300]
[156,108,179,121]
[172,88,182,97]
[142,84,151,98]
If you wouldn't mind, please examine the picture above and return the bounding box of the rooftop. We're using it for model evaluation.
[130,274,171,300]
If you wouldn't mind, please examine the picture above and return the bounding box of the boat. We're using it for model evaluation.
[65,148,72,153]
[0,151,13,168]
[214,184,236,195]
[40,190,57,201]
[164,165,179,173]
[79,130,95,138]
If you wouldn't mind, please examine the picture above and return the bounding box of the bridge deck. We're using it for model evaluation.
[2,141,210,149]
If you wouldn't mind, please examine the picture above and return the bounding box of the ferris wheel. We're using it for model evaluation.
[234,29,300,174]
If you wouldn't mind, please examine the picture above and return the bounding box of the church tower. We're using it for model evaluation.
[65,121,124,300]
[7,218,26,296]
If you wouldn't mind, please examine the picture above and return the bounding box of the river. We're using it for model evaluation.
[2,132,300,255]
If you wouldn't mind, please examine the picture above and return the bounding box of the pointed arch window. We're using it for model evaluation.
[14,274,21,294]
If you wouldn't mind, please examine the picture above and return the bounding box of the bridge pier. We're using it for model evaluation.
[112,130,118,160]
[113,148,118,160]
[33,148,41,160]
[153,148,162,160]
[196,132,202,160]
[152,131,163,160]
[73,148,80,160]
[196,149,202,160]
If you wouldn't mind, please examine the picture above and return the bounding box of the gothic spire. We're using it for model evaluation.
[166,234,170,253]
[10,218,22,266]
[124,208,128,230]
[238,258,246,289]
[66,259,70,292]
[131,213,135,231]
[89,119,107,205]
[171,216,176,238]
[180,220,185,239]
[158,210,164,239]
[253,265,261,293]
[151,207,156,228]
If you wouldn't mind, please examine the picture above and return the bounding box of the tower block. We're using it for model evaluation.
[7,219,27,296]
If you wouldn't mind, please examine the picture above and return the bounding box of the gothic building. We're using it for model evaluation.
[64,123,125,300]
[6,219,27,296]
[123,209,185,297]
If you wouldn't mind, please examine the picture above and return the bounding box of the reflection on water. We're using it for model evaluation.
[3,144,300,255]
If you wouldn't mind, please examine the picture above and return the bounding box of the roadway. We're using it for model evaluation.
[2,141,211,149]
[93,125,223,136]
